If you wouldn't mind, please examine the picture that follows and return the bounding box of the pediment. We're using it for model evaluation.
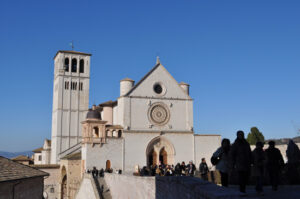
[126,63,191,99]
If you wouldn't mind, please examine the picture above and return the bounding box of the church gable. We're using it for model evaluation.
[126,63,191,99]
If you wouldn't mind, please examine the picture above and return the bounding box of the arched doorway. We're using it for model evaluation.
[146,136,175,167]
[61,166,67,199]
[159,147,168,165]
[148,149,157,166]
[106,160,111,171]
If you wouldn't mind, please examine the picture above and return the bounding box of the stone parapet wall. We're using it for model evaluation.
[104,173,244,199]
[76,174,100,199]
[104,173,155,199]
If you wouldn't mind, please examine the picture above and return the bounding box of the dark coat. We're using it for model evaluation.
[252,147,265,177]
[199,162,209,175]
[265,147,284,171]
[230,138,252,172]
[186,163,196,176]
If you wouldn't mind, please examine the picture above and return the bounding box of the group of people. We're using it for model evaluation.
[211,130,287,195]
[87,167,121,178]
[140,160,196,177]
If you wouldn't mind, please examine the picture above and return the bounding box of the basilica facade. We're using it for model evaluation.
[80,56,220,172]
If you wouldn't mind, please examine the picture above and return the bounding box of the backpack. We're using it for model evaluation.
[211,151,223,166]
[210,156,220,166]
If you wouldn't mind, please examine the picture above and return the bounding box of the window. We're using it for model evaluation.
[118,130,122,138]
[79,59,84,73]
[65,81,69,90]
[154,83,162,94]
[64,58,69,72]
[50,188,55,193]
[93,127,99,137]
[79,82,83,91]
[38,155,42,161]
[71,58,77,73]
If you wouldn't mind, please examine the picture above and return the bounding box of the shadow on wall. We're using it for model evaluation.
[155,176,241,199]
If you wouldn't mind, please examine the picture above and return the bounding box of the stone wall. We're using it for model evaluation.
[75,174,100,199]
[38,167,60,199]
[104,173,155,199]
[60,159,82,199]
[194,134,221,168]
[250,143,300,163]
[83,138,123,172]
[0,177,44,199]
[104,173,243,199]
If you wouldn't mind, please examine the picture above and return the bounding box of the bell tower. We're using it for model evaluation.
[51,50,91,164]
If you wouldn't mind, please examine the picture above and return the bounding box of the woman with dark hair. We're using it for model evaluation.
[213,138,231,187]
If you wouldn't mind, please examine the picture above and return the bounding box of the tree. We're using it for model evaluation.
[246,127,265,145]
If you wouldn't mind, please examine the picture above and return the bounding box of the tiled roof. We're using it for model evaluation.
[99,100,117,107]
[120,77,134,82]
[11,155,33,161]
[0,156,48,182]
[106,125,123,129]
[46,139,51,146]
[31,164,60,169]
[61,152,81,160]
[32,147,43,153]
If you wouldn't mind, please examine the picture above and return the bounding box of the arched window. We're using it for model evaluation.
[79,59,84,73]
[71,58,77,73]
[93,127,99,137]
[118,130,122,138]
[64,58,69,72]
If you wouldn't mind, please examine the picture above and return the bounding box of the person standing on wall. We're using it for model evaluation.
[265,141,284,191]
[199,158,209,181]
[187,160,196,177]
[212,138,231,187]
[230,131,252,194]
[252,141,265,195]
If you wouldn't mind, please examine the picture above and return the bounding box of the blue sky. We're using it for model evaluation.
[0,0,300,152]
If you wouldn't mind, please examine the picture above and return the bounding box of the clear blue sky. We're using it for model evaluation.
[1,0,300,152]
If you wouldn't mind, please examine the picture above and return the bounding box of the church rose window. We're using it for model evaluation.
[148,102,170,126]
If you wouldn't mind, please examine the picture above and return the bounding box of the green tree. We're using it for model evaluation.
[246,127,265,145]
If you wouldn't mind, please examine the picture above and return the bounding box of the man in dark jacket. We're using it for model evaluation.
[230,130,252,193]
[252,141,265,194]
[199,158,209,180]
[187,160,196,177]
[265,141,284,191]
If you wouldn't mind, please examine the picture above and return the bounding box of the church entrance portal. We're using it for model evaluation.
[146,136,175,167]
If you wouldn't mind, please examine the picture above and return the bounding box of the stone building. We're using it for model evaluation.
[11,155,33,165]
[81,57,221,173]
[0,156,48,199]
[50,51,91,164]
[32,50,221,199]
[31,164,60,199]
[32,139,51,165]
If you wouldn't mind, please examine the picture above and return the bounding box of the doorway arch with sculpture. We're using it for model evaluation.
[146,136,175,167]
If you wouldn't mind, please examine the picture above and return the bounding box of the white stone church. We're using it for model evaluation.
[42,50,221,170]
[34,50,221,197]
